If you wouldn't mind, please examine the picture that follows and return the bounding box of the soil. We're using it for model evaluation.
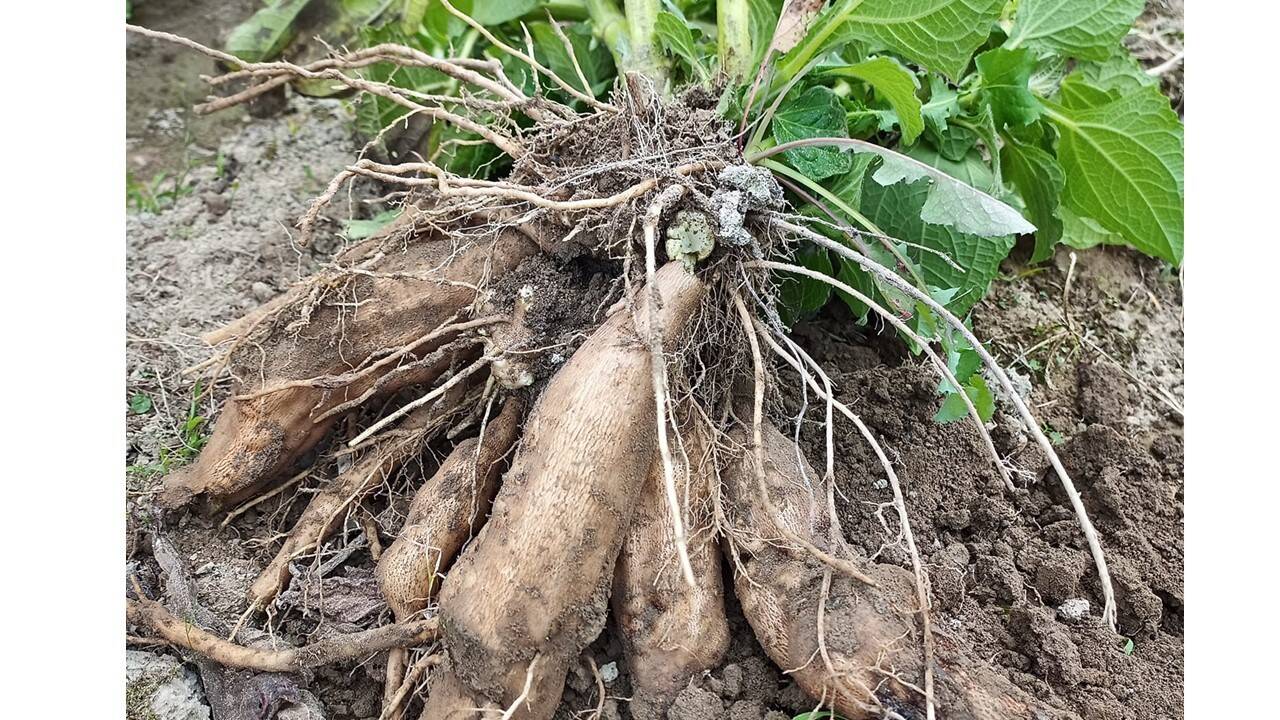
[125,3,1184,720]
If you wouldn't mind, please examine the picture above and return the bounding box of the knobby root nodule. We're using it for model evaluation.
[125,22,1112,720]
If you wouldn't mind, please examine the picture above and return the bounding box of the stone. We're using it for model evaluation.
[1058,598,1091,624]
[126,651,210,720]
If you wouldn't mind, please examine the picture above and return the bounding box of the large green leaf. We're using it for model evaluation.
[862,142,1034,236]
[823,57,924,143]
[1006,0,1144,61]
[1046,85,1184,264]
[975,47,1042,128]
[776,0,1003,84]
[1001,132,1065,263]
[841,0,1005,80]
[860,169,1016,316]
[225,0,314,63]
[1055,72,1122,110]
[905,145,997,194]
[773,86,854,180]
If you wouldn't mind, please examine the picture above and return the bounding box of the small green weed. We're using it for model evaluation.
[126,170,196,213]
[125,383,210,478]
[129,393,153,414]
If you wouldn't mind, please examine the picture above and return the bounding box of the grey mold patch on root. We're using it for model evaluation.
[712,165,784,247]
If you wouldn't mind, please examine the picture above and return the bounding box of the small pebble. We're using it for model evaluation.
[599,661,618,685]
[1058,598,1091,624]
[251,281,275,303]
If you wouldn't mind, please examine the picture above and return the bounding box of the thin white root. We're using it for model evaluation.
[775,219,1118,631]
[348,355,491,448]
[643,185,697,588]
[759,324,936,718]
[746,259,1014,493]
[498,656,541,720]
[730,289,876,586]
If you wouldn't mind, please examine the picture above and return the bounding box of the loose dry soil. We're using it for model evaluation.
[125,3,1184,719]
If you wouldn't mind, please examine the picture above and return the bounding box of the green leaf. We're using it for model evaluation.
[922,77,958,128]
[529,21,617,98]
[1075,49,1158,96]
[1001,132,1065,262]
[823,57,925,144]
[860,168,1016,316]
[773,86,854,180]
[935,374,994,423]
[777,245,834,324]
[929,122,979,161]
[748,0,784,66]
[655,11,710,82]
[1029,54,1070,97]
[472,0,541,25]
[129,393,153,415]
[839,0,1006,80]
[1046,85,1184,264]
[826,152,877,209]
[402,0,431,34]
[343,210,401,240]
[905,144,996,194]
[1060,207,1124,250]
[541,22,615,95]
[975,47,1042,128]
[434,123,507,177]
[865,143,1034,237]
[225,0,314,63]
[352,24,450,138]
[1006,0,1144,61]
[1055,72,1121,110]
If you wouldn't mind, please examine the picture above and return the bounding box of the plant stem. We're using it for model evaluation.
[536,0,589,21]
[717,0,752,81]
[624,0,669,87]
[585,0,633,71]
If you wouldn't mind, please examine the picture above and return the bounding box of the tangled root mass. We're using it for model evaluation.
[124,36,1105,720]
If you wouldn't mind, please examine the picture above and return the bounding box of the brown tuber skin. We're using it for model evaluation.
[421,262,708,719]
[246,392,467,612]
[612,418,729,720]
[378,396,525,621]
[158,225,537,513]
[723,421,1074,720]
[377,397,524,716]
